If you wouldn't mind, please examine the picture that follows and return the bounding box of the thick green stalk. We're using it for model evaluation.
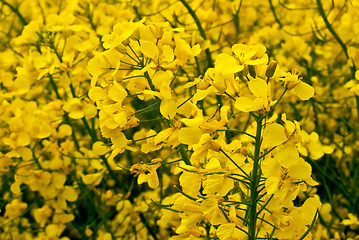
[248,114,263,239]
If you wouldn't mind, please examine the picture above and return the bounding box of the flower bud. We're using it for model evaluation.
[248,65,256,78]
[241,65,249,76]
[265,60,277,78]
[130,28,140,41]
[122,38,130,46]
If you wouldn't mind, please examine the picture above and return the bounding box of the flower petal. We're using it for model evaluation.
[263,123,287,147]
[215,53,244,74]
[294,82,314,100]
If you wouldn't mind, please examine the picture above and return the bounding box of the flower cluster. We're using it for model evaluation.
[0,0,358,239]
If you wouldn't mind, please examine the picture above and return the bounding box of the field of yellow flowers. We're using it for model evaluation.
[1,0,359,239]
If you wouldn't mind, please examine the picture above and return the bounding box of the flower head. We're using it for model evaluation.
[280,69,314,100]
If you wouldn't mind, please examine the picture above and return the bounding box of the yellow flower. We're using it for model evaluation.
[106,128,136,158]
[92,141,111,156]
[216,223,248,240]
[232,44,267,66]
[261,157,282,195]
[320,203,332,223]
[344,70,359,95]
[342,213,359,229]
[262,155,318,195]
[44,223,66,238]
[107,80,128,103]
[26,170,52,192]
[174,35,201,67]
[81,170,104,187]
[234,78,272,112]
[14,20,43,45]
[153,121,181,148]
[101,19,145,49]
[280,69,314,100]
[273,197,321,239]
[143,71,177,119]
[55,186,78,210]
[201,198,227,225]
[202,158,234,196]
[4,199,28,219]
[140,40,159,59]
[173,196,203,237]
[33,205,52,227]
[197,68,239,96]
[176,164,202,196]
[263,123,288,147]
[298,130,328,160]
[63,98,97,119]
[215,44,267,75]
[140,129,163,153]
[87,48,124,87]
[130,158,161,189]
[100,103,138,130]
[139,39,177,69]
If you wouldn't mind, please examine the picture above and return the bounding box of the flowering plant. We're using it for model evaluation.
[0,0,358,239]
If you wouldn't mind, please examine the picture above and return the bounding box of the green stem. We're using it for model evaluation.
[48,74,61,99]
[217,129,255,139]
[178,0,225,113]
[316,0,348,59]
[220,149,250,179]
[48,74,81,152]
[179,0,213,69]
[298,210,319,240]
[248,114,263,239]
[82,117,97,142]
[233,0,242,36]
[264,89,287,119]
[268,0,283,28]
[144,71,156,91]
[306,157,354,206]
[139,212,159,240]
[143,70,191,165]
[178,144,191,165]
[32,144,42,169]
[316,0,359,126]
[1,0,27,26]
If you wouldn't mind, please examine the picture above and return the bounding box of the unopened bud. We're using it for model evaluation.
[241,65,249,76]
[150,25,164,39]
[212,81,226,94]
[248,65,256,78]
[265,60,277,78]
[122,38,130,47]
[115,45,127,54]
[130,29,140,41]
